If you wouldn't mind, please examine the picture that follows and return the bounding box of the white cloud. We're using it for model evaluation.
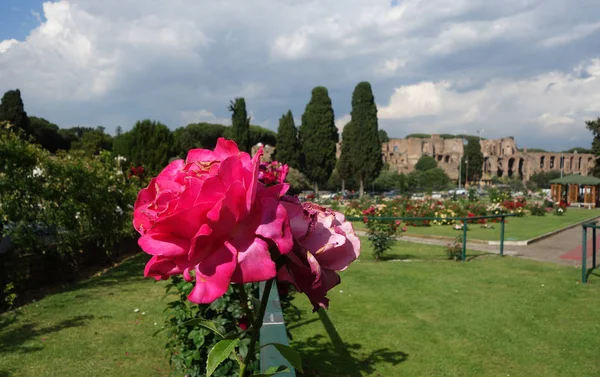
[335,114,351,132]
[179,109,230,126]
[0,39,19,54]
[378,58,600,142]
[0,0,599,150]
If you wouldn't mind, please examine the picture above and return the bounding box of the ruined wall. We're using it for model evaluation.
[382,136,595,183]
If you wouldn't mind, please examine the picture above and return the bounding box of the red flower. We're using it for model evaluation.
[238,317,249,331]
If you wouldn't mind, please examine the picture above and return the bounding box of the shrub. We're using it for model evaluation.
[529,202,547,216]
[446,235,463,261]
[161,276,259,377]
[0,126,140,309]
[363,206,399,260]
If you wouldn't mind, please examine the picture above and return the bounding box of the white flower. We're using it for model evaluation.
[75,212,81,220]
[134,308,140,313]
[115,206,124,215]
[32,166,44,177]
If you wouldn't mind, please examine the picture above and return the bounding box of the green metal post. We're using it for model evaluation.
[594,227,597,269]
[582,225,588,284]
[500,216,505,257]
[462,220,468,262]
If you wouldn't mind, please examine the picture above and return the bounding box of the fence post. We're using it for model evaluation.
[582,225,588,284]
[594,227,597,269]
[500,216,505,257]
[462,219,468,262]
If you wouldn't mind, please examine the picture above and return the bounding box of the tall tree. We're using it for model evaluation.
[116,126,123,136]
[348,82,382,197]
[173,123,228,157]
[228,98,250,152]
[337,121,354,193]
[378,129,390,143]
[112,120,174,173]
[586,118,600,176]
[0,89,30,135]
[29,116,70,152]
[299,86,338,193]
[71,126,113,156]
[274,110,300,168]
[460,137,484,185]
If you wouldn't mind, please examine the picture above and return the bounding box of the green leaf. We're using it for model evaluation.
[263,343,303,373]
[183,318,224,338]
[206,338,240,377]
[251,365,290,376]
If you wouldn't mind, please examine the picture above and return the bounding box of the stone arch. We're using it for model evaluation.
[550,156,555,169]
[445,155,450,163]
[518,158,524,180]
[569,156,574,173]
[508,158,515,178]
[578,156,583,172]
[540,156,545,169]
[497,159,504,177]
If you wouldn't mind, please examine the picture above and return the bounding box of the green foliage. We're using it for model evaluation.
[529,170,561,189]
[337,121,353,186]
[468,187,478,201]
[414,156,438,172]
[405,133,431,139]
[248,125,277,147]
[113,120,174,174]
[564,147,592,154]
[445,235,463,261]
[70,126,113,156]
[173,123,228,157]
[299,86,338,190]
[529,202,547,216]
[409,168,451,192]
[347,82,383,193]
[29,116,71,153]
[378,129,390,143]
[461,137,484,183]
[0,89,30,134]
[162,276,259,377]
[373,170,407,192]
[0,126,138,309]
[363,206,399,260]
[586,117,600,176]
[274,110,300,168]
[229,98,251,152]
[286,167,310,195]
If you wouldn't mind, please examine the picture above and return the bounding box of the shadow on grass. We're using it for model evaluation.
[289,308,408,376]
[0,314,94,355]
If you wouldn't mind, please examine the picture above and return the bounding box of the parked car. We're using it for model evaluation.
[383,190,400,198]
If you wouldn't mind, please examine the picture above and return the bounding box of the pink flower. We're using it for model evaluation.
[402,226,407,232]
[395,220,401,226]
[238,317,249,331]
[258,161,289,186]
[277,197,360,311]
[133,138,293,304]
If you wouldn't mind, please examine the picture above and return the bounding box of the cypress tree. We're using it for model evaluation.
[337,121,354,193]
[348,82,382,197]
[460,136,484,185]
[0,89,31,134]
[298,86,338,193]
[274,110,300,168]
[228,98,250,152]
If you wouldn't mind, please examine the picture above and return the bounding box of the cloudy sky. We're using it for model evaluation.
[1,0,599,151]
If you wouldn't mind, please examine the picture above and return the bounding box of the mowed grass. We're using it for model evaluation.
[287,239,600,376]
[352,208,600,241]
[0,254,171,377]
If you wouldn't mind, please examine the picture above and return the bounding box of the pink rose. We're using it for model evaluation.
[133,138,293,304]
[277,197,360,311]
[258,161,289,186]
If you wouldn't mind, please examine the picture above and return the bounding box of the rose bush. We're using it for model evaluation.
[134,138,360,376]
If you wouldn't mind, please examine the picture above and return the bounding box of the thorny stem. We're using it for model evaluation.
[238,278,275,377]
[236,284,255,325]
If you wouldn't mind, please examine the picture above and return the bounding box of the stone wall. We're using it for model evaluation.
[382,135,595,183]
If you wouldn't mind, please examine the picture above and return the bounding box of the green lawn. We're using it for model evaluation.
[287,239,600,376]
[352,208,600,241]
[0,255,170,377]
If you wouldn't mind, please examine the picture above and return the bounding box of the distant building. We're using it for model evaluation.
[382,134,595,183]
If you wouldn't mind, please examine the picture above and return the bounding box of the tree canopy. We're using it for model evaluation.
[29,116,70,153]
[298,86,338,191]
[414,155,438,172]
[70,126,113,156]
[378,129,390,143]
[0,89,31,135]
[346,82,382,196]
[461,137,484,183]
[274,110,300,168]
[228,98,250,152]
[586,117,600,176]
[113,120,174,173]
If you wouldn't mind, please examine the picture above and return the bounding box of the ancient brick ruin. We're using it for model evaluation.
[382,135,595,183]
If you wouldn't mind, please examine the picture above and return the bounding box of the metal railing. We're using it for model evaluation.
[346,214,518,260]
[581,221,599,283]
